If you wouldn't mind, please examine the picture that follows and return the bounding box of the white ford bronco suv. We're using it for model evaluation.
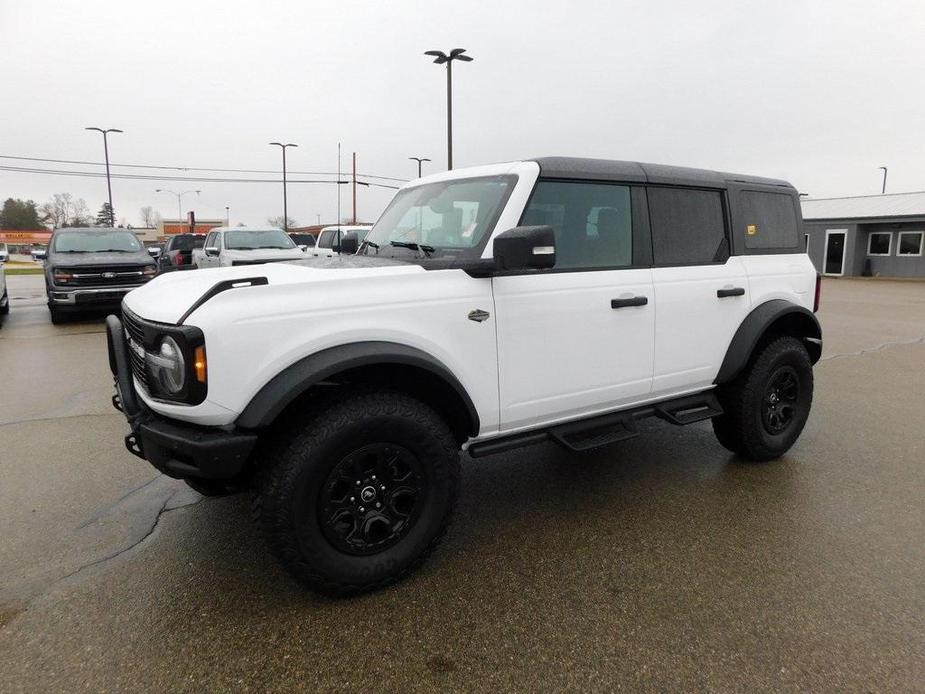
[106,157,821,595]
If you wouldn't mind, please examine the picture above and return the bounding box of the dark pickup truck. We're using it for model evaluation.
[44,228,157,324]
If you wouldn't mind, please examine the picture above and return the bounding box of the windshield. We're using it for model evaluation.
[53,231,142,253]
[170,235,206,251]
[224,229,296,250]
[360,175,516,259]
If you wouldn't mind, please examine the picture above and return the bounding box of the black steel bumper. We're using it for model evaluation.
[106,314,258,480]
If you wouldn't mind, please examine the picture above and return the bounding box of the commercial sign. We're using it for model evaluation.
[0,229,52,244]
[162,223,221,236]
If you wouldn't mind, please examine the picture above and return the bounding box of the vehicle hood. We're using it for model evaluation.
[123,255,418,324]
[49,250,155,268]
[222,248,306,262]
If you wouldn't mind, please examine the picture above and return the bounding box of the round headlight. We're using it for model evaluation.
[157,336,185,394]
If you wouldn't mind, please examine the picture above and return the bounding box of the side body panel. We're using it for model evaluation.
[492,268,655,432]
[651,257,752,396]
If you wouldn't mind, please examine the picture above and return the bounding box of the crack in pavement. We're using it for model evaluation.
[820,333,925,362]
[31,491,207,603]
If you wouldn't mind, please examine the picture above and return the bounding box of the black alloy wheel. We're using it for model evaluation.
[319,443,426,555]
[762,366,800,435]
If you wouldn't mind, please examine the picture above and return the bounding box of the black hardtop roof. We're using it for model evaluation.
[529,157,793,190]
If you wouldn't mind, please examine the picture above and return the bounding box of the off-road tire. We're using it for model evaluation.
[712,336,813,461]
[0,289,9,315]
[252,389,460,596]
[49,306,66,325]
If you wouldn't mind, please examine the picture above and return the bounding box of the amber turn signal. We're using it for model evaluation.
[194,346,207,383]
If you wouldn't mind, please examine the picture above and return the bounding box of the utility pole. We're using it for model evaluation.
[352,151,357,224]
[879,166,888,194]
[85,127,123,226]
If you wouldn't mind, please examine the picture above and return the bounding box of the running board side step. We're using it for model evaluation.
[468,392,723,458]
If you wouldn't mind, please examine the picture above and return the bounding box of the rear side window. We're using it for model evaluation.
[520,180,632,270]
[648,187,727,265]
[740,190,800,250]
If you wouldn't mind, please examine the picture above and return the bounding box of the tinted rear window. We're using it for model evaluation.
[740,191,800,250]
[290,233,316,246]
[169,235,206,251]
[648,187,727,265]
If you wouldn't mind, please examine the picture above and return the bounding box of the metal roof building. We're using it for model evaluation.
[801,192,925,278]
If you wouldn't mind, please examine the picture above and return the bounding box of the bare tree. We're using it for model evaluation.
[140,205,162,229]
[39,193,92,228]
[267,215,298,229]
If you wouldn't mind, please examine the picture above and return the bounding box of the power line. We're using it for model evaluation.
[0,154,409,182]
[0,164,402,189]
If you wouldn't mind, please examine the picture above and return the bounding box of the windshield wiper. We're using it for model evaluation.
[56,249,91,253]
[389,240,435,257]
[257,245,287,249]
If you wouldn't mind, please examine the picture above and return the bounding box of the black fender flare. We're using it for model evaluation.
[235,341,480,434]
[715,300,822,384]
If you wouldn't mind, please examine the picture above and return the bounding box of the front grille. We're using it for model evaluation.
[66,265,149,286]
[121,309,150,392]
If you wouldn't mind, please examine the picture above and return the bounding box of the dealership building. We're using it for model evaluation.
[802,192,925,278]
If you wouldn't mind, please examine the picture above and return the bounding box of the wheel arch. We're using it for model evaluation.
[715,300,822,384]
[235,341,480,443]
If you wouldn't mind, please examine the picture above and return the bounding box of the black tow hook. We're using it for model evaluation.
[112,389,124,413]
[124,432,145,459]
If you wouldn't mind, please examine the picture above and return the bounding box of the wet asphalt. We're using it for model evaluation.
[0,275,922,692]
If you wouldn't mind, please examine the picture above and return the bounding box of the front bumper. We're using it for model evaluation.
[49,285,143,306]
[106,314,258,480]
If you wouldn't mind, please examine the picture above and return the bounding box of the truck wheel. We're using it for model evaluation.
[49,307,66,325]
[0,289,9,315]
[253,390,460,595]
[712,336,813,461]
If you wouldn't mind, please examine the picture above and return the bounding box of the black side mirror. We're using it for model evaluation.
[338,232,359,255]
[492,225,556,271]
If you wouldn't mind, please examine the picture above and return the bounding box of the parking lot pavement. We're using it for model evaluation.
[0,277,922,691]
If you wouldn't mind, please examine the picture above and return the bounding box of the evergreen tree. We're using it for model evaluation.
[0,198,45,229]
[95,202,115,227]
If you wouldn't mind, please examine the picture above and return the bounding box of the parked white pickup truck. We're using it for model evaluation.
[309,225,372,257]
[192,227,306,268]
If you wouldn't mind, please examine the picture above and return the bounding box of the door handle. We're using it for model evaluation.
[611,296,648,309]
[717,287,745,298]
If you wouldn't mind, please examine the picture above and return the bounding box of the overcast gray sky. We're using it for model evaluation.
[2,0,924,228]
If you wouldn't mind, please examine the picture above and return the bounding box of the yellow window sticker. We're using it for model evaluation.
[746,224,758,236]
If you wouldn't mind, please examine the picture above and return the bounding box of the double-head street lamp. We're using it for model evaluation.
[409,156,431,178]
[85,126,123,226]
[424,48,473,170]
[156,189,200,219]
[269,142,298,231]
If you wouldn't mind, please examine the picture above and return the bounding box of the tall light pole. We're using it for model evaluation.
[879,166,888,194]
[409,156,431,178]
[269,142,298,231]
[225,206,230,226]
[156,189,200,219]
[424,49,473,170]
[85,127,123,226]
